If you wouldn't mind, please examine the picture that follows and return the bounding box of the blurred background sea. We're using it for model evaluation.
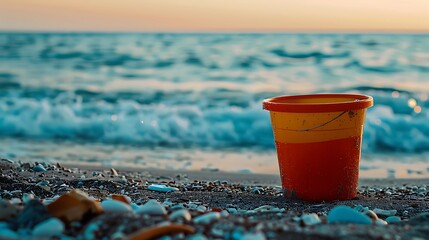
[1,32,429,178]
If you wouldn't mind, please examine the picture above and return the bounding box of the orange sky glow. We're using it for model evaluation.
[0,0,428,32]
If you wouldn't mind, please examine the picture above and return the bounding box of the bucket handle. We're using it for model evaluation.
[297,111,347,132]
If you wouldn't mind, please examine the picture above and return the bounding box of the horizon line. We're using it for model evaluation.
[1,29,429,35]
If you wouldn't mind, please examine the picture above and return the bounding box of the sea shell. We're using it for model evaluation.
[47,189,102,223]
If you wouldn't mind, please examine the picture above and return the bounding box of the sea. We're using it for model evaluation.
[1,32,429,178]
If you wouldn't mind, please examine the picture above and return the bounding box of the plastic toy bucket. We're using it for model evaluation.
[263,94,373,202]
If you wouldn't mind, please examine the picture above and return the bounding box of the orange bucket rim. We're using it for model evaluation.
[262,93,373,113]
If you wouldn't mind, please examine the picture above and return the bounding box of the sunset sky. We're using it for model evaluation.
[1,0,428,32]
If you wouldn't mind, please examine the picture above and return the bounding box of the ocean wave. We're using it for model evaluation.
[0,86,428,152]
[270,49,350,59]
[345,60,402,73]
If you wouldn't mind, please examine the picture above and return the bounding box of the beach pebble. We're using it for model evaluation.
[170,209,192,221]
[33,165,47,172]
[101,199,133,214]
[162,198,174,207]
[327,206,372,224]
[375,219,388,225]
[136,199,167,216]
[148,184,179,192]
[220,210,230,218]
[196,205,207,212]
[373,208,397,217]
[364,210,378,221]
[193,212,221,224]
[170,204,185,211]
[386,216,401,223]
[302,213,321,226]
[354,205,369,213]
[110,168,119,176]
[253,205,280,212]
[22,193,35,204]
[0,229,19,239]
[32,218,64,237]
[227,208,238,214]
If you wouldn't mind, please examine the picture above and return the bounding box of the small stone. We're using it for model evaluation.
[148,184,179,193]
[227,208,237,214]
[354,205,369,213]
[162,198,173,207]
[111,195,131,204]
[32,218,64,237]
[33,165,47,172]
[110,168,119,176]
[187,203,198,210]
[169,209,192,221]
[375,219,388,225]
[327,206,372,224]
[196,205,207,212]
[22,193,34,204]
[253,205,279,212]
[136,200,167,216]
[386,216,401,223]
[364,210,378,221]
[193,212,221,224]
[220,210,229,218]
[302,213,321,226]
[101,199,133,214]
[170,204,185,211]
[373,208,397,217]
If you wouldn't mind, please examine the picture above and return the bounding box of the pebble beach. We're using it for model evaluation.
[1,158,429,240]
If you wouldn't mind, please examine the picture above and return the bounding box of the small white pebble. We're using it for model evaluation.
[101,199,133,214]
[136,199,167,216]
[302,213,321,226]
[170,209,192,222]
[375,219,388,225]
[193,212,220,224]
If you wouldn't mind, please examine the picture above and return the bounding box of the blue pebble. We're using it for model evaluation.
[386,216,401,223]
[33,165,47,172]
[327,206,372,224]
[148,184,178,192]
